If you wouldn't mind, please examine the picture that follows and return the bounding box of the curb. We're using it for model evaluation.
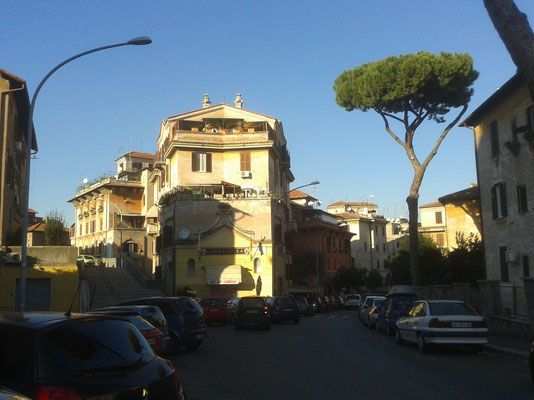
[485,344,529,359]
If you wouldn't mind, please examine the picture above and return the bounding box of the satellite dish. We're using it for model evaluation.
[178,227,191,240]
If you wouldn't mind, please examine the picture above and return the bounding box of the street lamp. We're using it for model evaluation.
[18,36,152,311]
[288,180,320,193]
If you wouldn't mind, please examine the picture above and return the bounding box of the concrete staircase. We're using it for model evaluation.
[82,267,163,309]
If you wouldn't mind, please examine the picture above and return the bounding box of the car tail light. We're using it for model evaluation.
[36,386,82,400]
[428,318,451,328]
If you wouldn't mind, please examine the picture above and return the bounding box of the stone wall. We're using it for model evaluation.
[10,245,77,265]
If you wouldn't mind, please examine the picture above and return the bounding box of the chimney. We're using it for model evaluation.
[234,93,244,109]
[202,93,211,108]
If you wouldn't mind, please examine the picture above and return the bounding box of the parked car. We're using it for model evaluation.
[266,296,300,324]
[376,286,417,335]
[322,296,331,312]
[119,296,206,352]
[359,295,386,326]
[201,298,229,325]
[93,255,105,267]
[396,300,488,353]
[0,387,29,400]
[75,254,97,267]
[344,294,361,310]
[529,337,534,384]
[0,312,185,399]
[226,297,240,320]
[89,309,165,354]
[368,299,386,330]
[294,296,313,316]
[234,297,271,330]
[96,305,168,334]
[309,296,323,313]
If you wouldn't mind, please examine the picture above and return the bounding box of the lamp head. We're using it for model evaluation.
[128,36,152,46]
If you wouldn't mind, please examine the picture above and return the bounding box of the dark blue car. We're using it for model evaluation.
[376,286,417,336]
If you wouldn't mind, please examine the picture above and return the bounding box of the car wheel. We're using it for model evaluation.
[417,334,427,354]
[395,329,404,345]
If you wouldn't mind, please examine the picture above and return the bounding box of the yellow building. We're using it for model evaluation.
[419,186,481,251]
[151,94,293,298]
[0,264,79,312]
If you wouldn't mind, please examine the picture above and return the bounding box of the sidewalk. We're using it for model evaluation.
[485,335,530,359]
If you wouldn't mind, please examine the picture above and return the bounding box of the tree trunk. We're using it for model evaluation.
[484,0,534,97]
[406,169,424,286]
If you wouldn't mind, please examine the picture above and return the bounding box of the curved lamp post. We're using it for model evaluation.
[288,180,320,193]
[18,36,152,311]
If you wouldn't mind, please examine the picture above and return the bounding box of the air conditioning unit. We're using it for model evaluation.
[241,171,252,178]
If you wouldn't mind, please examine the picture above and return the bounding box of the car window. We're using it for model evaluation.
[126,316,156,331]
[38,319,154,378]
[240,298,265,308]
[277,297,295,307]
[177,298,203,314]
[429,302,477,316]
[373,299,385,307]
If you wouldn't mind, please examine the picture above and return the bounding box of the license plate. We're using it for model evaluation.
[452,322,472,328]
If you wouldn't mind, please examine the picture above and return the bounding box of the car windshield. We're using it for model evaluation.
[39,319,154,377]
[240,298,265,308]
[429,302,477,316]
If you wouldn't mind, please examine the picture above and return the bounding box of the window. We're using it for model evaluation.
[240,151,251,171]
[192,152,212,172]
[435,233,445,247]
[490,120,500,157]
[491,183,508,219]
[523,255,530,278]
[85,222,89,235]
[435,211,443,225]
[79,224,82,236]
[90,220,95,233]
[499,246,509,282]
[99,218,103,231]
[517,184,528,214]
[187,258,196,276]
[132,162,142,170]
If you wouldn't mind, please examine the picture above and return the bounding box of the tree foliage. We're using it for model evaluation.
[44,211,69,246]
[365,269,383,290]
[334,52,478,120]
[386,232,485,286]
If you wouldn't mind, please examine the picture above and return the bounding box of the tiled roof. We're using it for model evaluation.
[327,200,378,208]
[116,151,155,160]
[28,222,46,232]
[289,190,317,200]
[438,186,479,204]
[419,201,442,209]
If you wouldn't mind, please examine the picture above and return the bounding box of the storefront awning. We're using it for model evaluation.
[206,265,242,285]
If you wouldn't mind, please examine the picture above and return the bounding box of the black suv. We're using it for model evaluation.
[0,312,185,399]
[119,296,206,352]
[267,296,300,324]
[234,297,271,330]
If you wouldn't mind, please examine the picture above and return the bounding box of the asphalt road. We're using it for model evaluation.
[173,311,533,400]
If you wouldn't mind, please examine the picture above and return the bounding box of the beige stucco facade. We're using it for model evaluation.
[464,75,534,292]
[152,98,293,297]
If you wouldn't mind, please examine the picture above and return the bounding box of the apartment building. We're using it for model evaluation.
[463,73,534,315]
[0,70,37,247]
[151,94,294,298]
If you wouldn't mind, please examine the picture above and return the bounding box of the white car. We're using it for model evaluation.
[395,300,488,353]
[359,295,386,325]
[344,294,361,309]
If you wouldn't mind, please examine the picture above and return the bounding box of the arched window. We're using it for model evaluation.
[254,258,262,274]
[187,258,196,276]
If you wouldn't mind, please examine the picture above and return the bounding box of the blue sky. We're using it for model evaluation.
[3,0,533,222]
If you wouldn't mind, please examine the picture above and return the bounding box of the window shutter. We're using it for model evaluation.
[491,186,498,219]
[500,183,508,217]
[192,152,199,172]
[240,152,251,171]
[206,153,212,172]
